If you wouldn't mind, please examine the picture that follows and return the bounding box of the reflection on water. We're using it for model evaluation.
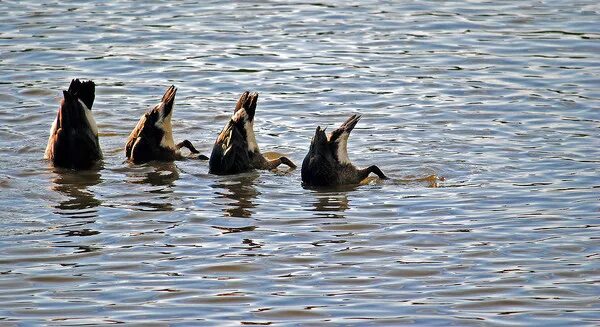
[50,167,102,246]
[311,191,350,218]
[127,161,180,187]
[124,162,179,212]
[140,162,180,187]
[213,173,260,218]
[393,174,445,188]
[1,0,599,325]
[51,167,102,215]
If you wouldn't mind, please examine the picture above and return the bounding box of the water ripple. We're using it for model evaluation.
[0,0,599,325]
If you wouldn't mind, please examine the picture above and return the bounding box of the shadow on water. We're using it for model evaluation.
[212,172,260,218]
[51,165,102,217]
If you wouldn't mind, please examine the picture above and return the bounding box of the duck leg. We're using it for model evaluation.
[177,140,208,160]
[280,156,297,169]
[264,156,297,170]
[359,165,388,180]
[177,140,200,153]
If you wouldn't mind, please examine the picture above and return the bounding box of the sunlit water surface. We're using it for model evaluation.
[1,1,599,325]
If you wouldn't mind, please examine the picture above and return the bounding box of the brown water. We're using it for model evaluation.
[1,1,599,325]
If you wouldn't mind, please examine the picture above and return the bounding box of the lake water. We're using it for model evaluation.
[1,1,599,325]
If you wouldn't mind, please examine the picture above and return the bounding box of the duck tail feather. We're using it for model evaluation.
[68,79,95,109]
[161,85,177,108]
[234,91,258,121]
[329,114,361,143]
[159,85,177,118]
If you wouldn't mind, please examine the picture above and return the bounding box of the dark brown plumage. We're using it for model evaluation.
[44,79,102,169]
[209,91,296,175]
[301,114,387,187]
[125,85,205,164]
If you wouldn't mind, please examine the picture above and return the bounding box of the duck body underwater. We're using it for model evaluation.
[208,91,296,175]
[44,82,389,186]
[45,79,102,169]
[125,85,204,164]
[301,114,387,187]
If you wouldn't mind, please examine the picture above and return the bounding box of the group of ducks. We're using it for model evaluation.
[44,79,387,187]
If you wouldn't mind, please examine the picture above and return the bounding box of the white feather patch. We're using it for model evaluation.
[79,99,98,137]
[245,119,259,153]
[155,102,176,150]
[44,117,58,159]
[232,109,246,122]
[232,109,259,153]
[336,133,351,164]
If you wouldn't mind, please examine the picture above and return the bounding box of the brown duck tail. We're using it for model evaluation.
[340,114,361,133]
[161,85,177,117]
[51,89,101,168]
[329,114,361,143]
[68,79,95,109]
[234,91,258,121]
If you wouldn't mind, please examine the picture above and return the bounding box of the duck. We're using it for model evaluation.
[301,114,387,187]
[209,91,296,175]
[125,85,206,164]
[45,79,102,169]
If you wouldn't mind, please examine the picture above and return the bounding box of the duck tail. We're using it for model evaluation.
[155,85,177,120]
[310,126,329,154]
[58,88,92,132]
[161,85,177,107]
[339,114,361,133]
[234,91,258,121]
[67,79,95,109]
[57,90,73,129]
[329,114,361,143]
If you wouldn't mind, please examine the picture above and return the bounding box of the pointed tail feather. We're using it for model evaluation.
[340,114,361,133]
[58,90,86,132]
[68,79,95,109]
[235,91,250,113]
[234,91,258,121]
[329,114,361,143]
[160,85,177,118]
[161,85,177,104]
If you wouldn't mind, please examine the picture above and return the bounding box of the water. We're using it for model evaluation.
[1,1,599,325]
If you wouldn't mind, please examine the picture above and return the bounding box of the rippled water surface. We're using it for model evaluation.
[1,1,599,325]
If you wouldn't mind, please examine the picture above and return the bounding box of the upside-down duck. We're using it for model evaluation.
[301,114,387,187]
[45,79,102,169]
[125,85,205,164]
[209,91,296,175]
